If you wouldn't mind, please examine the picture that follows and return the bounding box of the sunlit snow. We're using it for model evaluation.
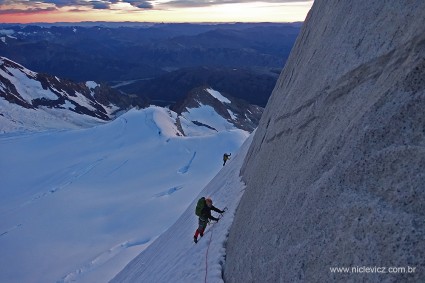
[111,133,253,283]
[206,88,231,104]
[0,106,249,283]
[0,66,56,102]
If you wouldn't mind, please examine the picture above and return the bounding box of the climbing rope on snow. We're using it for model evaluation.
[204,227,214,283]
[204,210,226,283]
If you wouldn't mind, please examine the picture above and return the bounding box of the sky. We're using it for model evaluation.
[0,0,313,23]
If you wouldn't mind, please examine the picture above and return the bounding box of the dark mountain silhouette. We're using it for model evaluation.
[119,66,279,107]
[172,86,263,133]
[0,56,262,133]
[0,23,299,106]
[0,56,147,131]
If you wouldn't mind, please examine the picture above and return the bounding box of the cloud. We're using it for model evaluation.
[159,0,312,8]
[0,0,155,11]
[90,0,110,9]
[0,0,309,14]
[0,6,57,14]
[0,0,93,8]
[41,0,91,8]
[122,0,153,9]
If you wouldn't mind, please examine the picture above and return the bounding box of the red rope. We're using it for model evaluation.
[204,228,214,283]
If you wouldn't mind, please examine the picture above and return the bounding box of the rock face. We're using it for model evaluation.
[0,56,147,132]
[171,86,263,133]
[0,56,147,119]
[224,1,425,282]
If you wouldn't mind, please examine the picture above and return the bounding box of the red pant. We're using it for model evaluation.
[194,218,208,238]
[194,228,204,238]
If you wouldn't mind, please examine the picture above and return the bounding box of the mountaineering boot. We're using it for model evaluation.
[194,236,198,243]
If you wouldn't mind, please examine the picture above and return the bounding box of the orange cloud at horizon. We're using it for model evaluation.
[1,12,78,24]
[0,2,312,24]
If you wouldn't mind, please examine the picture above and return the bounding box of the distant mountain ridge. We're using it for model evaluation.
[118,66,278,107]
[0,23,299,106]
[0,23,299,83]
[0,56,147,132]
[172,87,262,133]
[0,57,263,133]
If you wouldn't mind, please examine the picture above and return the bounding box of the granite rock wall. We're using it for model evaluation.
[224,1,425,282]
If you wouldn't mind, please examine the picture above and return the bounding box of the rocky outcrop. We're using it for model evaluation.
[171,86,263,133]
[0,56,148,132]
[224,1,425,282]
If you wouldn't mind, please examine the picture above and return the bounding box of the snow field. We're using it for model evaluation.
[0,106,249,283]
[111,132,254,283]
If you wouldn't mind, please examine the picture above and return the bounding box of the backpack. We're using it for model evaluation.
[195,197,206,216]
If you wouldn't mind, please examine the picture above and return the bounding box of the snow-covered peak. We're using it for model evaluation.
[0,29,15,36]
[85,81,99,90]
[206,87,231,103]
[0,56,37,79]
[0,57,262,136]
[140,106,182,138]
[0,56,147,133]
[0,29,16,44]
[172,86,263,134]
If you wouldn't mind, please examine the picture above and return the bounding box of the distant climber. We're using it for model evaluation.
[223,153,231,166]
[194,197,225,243]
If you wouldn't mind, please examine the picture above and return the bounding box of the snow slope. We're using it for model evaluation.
[0,106,248,283]
[0,56,145,133]
[0,96,107,133]
[111,131,253,283]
